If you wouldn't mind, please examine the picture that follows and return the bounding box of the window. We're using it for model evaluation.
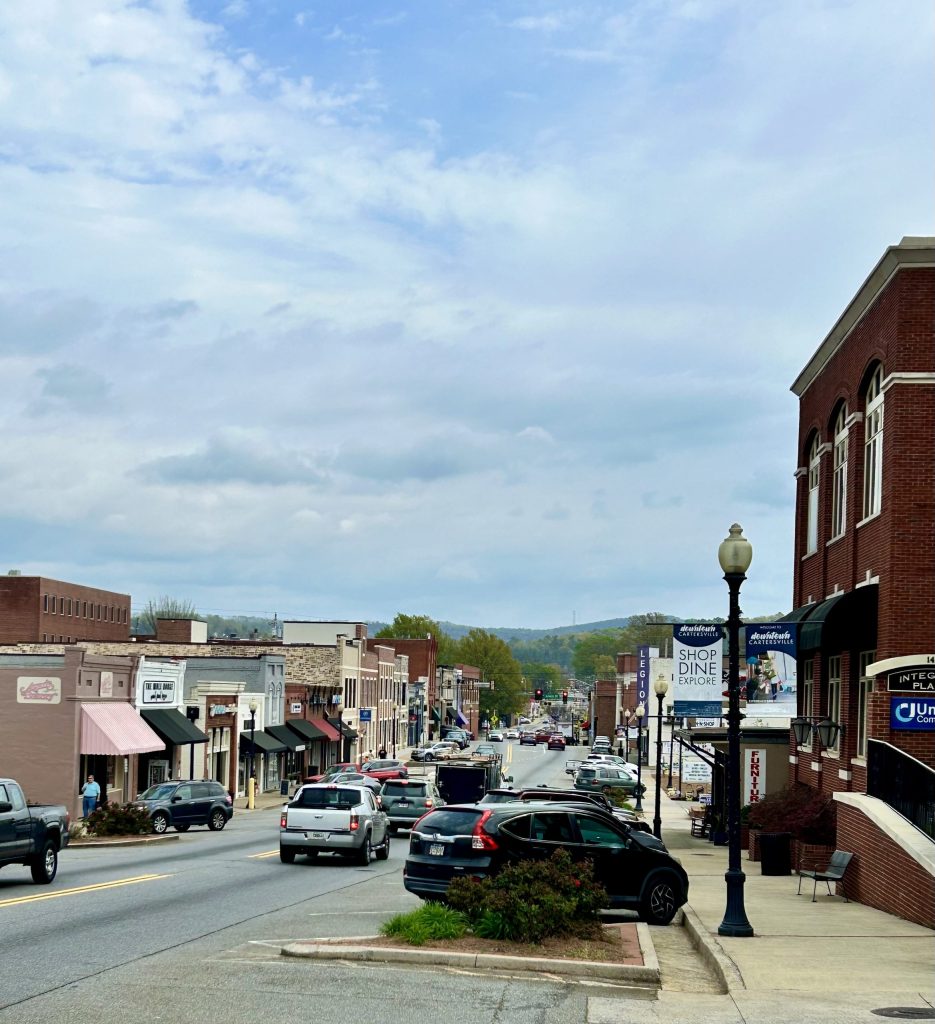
[857,650,876,758]
[799,661,814,750]
[806,435,820,553]
[43,594,48,612]
[831,407,848,537]
[530,812,575,843]
[863,366,884,518]
[67,598,72,615]
[82,601,87,617]
[826,656,841,753]
[51,596,57,614]
[576,814,627,847]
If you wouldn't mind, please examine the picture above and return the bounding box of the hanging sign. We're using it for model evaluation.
[672,625,723,716]
[744,747,766,803]
[744,623,798,707]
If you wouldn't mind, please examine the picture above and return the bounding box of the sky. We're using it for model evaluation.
[1,1,932,631]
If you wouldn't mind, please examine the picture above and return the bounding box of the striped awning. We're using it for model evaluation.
[80,702,165,756]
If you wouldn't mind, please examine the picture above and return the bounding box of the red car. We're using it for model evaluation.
[534,729,553,743]
[304,762,360,784]
[547,735,566,750]
[360,758,410,782]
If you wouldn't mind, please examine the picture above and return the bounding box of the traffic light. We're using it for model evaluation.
[534,688,544,701]
[562,690,568,705]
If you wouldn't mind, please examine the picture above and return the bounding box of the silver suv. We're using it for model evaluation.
[380,779,444,832]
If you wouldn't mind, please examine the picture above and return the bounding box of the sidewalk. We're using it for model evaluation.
[645,769,935,1006]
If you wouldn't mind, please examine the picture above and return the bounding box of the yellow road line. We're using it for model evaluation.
[0,873,169,909]
[248,850,280,859]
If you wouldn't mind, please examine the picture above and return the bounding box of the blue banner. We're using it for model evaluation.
[890,697,935,731]
[743,622,798,707]
[744,623,797,657]
[637,645,649,708]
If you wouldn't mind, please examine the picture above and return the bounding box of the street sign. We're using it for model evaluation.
[359,708,373,722]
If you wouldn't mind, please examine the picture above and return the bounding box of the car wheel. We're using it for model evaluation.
[208,809,227,831]
[375,833,390,861]
[641,874,682,925]
[175,824,191,832]
[279,846,296,864]
[425,754,434,762]
[354,836,372,866]
[30,840,58,884]
[152,811,170,835]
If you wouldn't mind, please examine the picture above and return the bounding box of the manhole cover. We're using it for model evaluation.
[872,1009,935,1019]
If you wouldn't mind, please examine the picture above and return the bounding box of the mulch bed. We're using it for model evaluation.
[358,923,643,965]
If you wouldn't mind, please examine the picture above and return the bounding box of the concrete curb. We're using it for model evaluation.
[679,904,744,994]
[69,834,180,848]
[281,936,660,985]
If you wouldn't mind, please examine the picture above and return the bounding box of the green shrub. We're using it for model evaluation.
[380,904,468,946]
[83,802,153,837]
[446,849,608,944]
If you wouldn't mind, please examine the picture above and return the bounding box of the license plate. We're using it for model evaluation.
[398,800,410,806]
[429,844,445,856]
[308,831,326,839]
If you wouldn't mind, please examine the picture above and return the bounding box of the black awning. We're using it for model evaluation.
[430,707,441,723]
[334,720,358,739]
[799,586,878,651]
[265,724,306,751]
[240,730,285,754]
[779,602,818,623]
[286,718,329,742]
[140,708,208,746]
[800,594,845,651]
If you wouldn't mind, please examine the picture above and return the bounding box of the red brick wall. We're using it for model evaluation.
[0,577,131,643]
[836,802,935,929]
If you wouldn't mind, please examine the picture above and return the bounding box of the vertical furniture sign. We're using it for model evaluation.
[744,747,766,803]
[672,625,723,716]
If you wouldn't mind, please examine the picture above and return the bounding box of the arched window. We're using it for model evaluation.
[863,366,884,518]
[831,405,848,538]
[806,434,820,554]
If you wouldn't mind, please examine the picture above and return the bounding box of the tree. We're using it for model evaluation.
[521,662,564,690]
[571,629,627,681]
[376,613,459,663]
[136,596,202,635]
[454,628,525,721]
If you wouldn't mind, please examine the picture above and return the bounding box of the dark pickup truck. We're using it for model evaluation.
[0,778,70,884]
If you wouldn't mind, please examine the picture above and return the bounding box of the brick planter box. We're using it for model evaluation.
[793,841,835,873]
[748,830,761,861]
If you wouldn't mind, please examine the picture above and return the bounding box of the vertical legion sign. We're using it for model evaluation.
[672,624,723,716]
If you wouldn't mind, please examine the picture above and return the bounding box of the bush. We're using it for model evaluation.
[445,849,608,944]
[380,904,468,946]
[83,802,153,837]
[746,785,836,844]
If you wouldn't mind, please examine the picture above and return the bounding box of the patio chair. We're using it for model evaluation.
[797,850,854,902]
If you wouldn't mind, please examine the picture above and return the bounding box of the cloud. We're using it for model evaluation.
[0,293,103,354]
[33,364,111,408]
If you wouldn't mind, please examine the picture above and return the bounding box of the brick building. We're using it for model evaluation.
[0,575,131,644]
[787,235,935,926]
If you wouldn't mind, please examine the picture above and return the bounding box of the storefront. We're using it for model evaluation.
[265,724,307,789]
[238,728,286,792]
[286,718,333,777]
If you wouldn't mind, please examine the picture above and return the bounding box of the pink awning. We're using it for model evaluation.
[80,703,166,756]
[310,717,341,742]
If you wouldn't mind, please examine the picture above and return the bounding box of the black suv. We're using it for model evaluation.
[135,781,234,834]
[478,788,656,837]
[403,802,688,924]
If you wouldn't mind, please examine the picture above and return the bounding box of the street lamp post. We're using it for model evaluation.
[653,674,668,839]
[634,703,645,813]
[247,698,258,811]
[717,522,755,938]
[623,708,632,762]
[392,704,398,758]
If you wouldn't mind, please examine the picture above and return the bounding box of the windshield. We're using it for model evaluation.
[383,782,426,796]
[139,784,177,800]
[577,768,598,779]
[415,808,483,834]
[293,787,362,810]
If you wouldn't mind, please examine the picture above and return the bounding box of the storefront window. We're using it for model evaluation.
[826,656,841,753]
[856,650,876,758]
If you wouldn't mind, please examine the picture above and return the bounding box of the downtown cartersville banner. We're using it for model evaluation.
[672,624,723,717]
[743,622,798,711]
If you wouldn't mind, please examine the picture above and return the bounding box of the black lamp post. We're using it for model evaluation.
[623,708,632,761]
[634,703,645,813]
[653,674,668,839]
[717,522,755,938]
[248,698,258,810]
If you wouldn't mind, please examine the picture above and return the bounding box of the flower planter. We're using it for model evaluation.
[793,840,835,873]
[748,830,762,861]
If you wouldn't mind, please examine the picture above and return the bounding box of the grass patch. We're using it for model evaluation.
[380,904,468,947]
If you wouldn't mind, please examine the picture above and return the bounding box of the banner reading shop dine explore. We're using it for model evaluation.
[672,624,723,717]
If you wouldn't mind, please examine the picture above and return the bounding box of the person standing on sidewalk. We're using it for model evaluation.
[80,774,101,818]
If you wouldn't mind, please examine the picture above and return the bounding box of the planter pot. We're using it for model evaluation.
[794,841,835,873]
[711,830,728,846]
[740,825,750,849]
[748,830,762,861]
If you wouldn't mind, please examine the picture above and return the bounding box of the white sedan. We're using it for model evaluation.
[488,731,505,741]
[505,729,520,739]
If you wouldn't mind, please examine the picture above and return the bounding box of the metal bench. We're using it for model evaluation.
[797,850,854,902]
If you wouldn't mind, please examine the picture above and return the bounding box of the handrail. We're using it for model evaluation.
[867,739,935,840]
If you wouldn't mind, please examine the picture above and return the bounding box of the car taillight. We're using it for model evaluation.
[423,798,434,808]
[280,812,288,828]
[472,809,498,851]
[65,812,71,830]
[225,794,233,805]
[349,812,360,832]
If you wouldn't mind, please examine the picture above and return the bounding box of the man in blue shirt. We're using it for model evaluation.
[80,774,101,818]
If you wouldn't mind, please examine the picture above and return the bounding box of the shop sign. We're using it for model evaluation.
[359,708,373,722]
[681,759,712,783]
[673,625,722,717]
[887,668,935,694]
[210,704,237,717]
[744,748,766,803]
[142,677,178,705]
[290,702,303,714]
[890,697,935,731]
[17,676,61,704]
[100,671,114,697]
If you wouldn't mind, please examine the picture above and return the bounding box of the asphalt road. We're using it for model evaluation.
[0,739,591,1023]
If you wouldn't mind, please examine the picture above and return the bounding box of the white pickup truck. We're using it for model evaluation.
[279,783,390,866]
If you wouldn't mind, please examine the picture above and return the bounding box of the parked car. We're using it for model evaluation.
[519,731,537,746]
[381,779,444,832]
[280,784,390,865]
[547,735,566,750]
[135,780,233,834]
[360,759,409,782]
[329,773,384,799]
[403,801,687,923]
[410,747,437,762]
[305,762,361,784]
[587,754,640,773]
[422,742,460,761]
[518,716,530,724]
[505,729,520,739]
[591,741,613,755]
[574,765,645,798]
[441,729,470,749]
[473,743,497,757]
[0,778,70,884]
[488,731,504,742]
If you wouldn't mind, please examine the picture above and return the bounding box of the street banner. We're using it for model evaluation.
[744,622,797,709]
[744,747,766,803]
[637,645,649,708]
[673,624,722,717]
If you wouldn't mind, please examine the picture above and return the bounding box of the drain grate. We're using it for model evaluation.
[872,1009,935,1019]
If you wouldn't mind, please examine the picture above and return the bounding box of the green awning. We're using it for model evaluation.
[799,594,847,651]
[335,721,358,739]
[240,730,285,754]
[780,602,817,623]
[286,719,329,742]
[265,724,306,751]
[140,708,208,745]
[430,708,441,723]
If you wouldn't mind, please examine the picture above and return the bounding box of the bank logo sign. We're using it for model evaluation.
[890,697,935,731]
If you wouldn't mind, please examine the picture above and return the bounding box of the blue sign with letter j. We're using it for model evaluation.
[890,697,935,730]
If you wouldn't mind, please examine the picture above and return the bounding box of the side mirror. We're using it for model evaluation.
[0,801,12,813]
[171,795,183,802]
[505,775,513,783]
